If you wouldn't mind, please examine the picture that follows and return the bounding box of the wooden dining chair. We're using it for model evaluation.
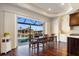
[48,34,55,48]
[44,34,49,48]
[31,35,39,53]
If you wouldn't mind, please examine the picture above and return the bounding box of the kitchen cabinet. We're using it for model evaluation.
[70,12,79,26]
[67,37,79,56]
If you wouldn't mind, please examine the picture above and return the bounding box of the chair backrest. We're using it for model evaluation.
[51,34,55,37]
[44,34,49,42]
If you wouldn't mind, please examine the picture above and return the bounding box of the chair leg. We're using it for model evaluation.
[32,44,33,52]
[32,44,36,53]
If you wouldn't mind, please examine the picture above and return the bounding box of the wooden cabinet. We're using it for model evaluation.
[67,37,79,56]
[70,12,79,26]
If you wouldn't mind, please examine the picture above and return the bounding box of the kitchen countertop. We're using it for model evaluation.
[68,35,79,38]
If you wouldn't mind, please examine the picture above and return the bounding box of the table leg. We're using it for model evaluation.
[43,42,44,51]
[37,42,39,56]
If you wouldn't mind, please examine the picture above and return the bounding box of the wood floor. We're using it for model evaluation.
[0,41,67,56]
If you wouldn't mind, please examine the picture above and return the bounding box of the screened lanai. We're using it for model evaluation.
[17,17,44,26]
[17,17,44,46]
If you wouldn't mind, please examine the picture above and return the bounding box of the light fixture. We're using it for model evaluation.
[48,8,51,11]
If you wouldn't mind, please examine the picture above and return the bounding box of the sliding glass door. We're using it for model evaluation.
[17,17,44,46]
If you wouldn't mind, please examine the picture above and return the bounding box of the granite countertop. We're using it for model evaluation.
[68,36,79,38]
[68,34,79,38]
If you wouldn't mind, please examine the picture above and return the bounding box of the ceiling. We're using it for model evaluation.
[9,3,79,18]
[31,3,70,14]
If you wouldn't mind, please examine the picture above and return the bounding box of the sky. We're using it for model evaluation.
[17,17,44,31]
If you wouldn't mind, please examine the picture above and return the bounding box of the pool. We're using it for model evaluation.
[18,37,29,46]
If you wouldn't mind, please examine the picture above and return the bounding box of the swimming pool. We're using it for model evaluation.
[18,37,29,46]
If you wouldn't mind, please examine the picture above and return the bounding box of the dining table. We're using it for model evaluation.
[30,36,57,56]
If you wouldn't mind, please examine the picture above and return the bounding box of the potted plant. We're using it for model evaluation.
[4,32,11,37]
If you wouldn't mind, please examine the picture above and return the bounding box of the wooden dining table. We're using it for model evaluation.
[30,36,57,55]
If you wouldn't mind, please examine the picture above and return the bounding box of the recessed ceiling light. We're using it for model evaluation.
[61,3,64,5]
[48,8,51,11]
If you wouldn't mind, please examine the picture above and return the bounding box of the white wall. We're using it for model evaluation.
[60,15,70,34]
[52,17,60,34]
[59,15,70,42]
[0,11,4,38]
[0,11,4,52]
[51,17,60,41]
[44,20,52,35]
[51,15,70,42]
